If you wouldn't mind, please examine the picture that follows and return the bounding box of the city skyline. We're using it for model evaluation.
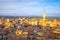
[0,0,60,17]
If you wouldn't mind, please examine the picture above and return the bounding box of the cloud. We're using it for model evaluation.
[0,0,60,17]
[0,0,16,2]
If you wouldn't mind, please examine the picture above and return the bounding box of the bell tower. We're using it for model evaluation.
[42,10,46,26]
[43,10,46,21]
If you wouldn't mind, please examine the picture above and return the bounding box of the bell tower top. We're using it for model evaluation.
[42,10,46,21]
[43,10,46,18]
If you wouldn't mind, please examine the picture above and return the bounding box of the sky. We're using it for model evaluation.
[0,0,60,17]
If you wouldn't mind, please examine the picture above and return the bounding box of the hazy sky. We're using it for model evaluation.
[0,0,60,17]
